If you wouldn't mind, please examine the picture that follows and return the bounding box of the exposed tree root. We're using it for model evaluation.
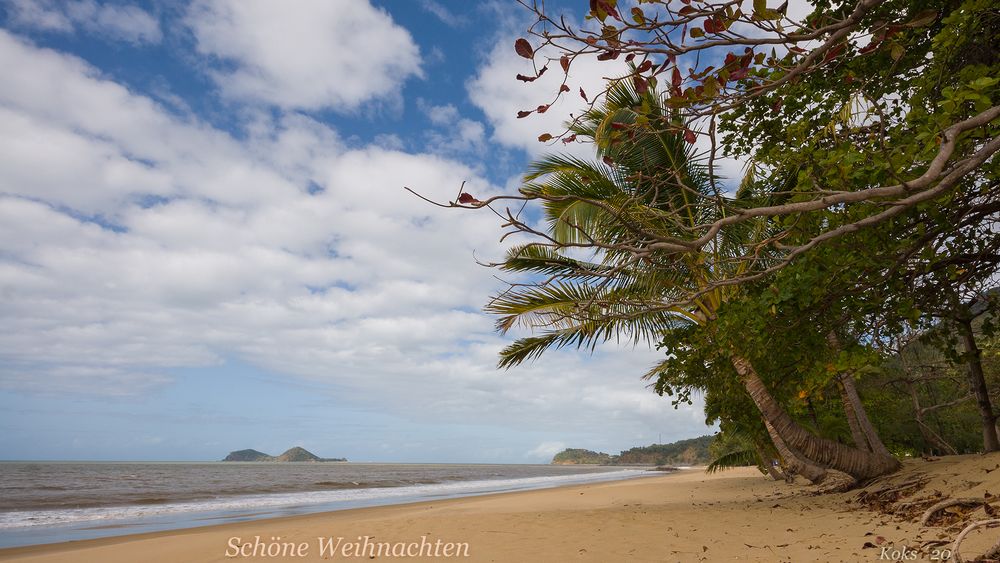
[952,519,1000,563]
[855,476,930,512]
[920,498,990,527]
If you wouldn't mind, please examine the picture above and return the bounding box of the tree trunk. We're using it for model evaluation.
[837,375,869,451]
[732,355,901,480]
[956,317,1000,452]
[753,441,787,482]
[907,379,959,455]
[838,372,893,458]
[827,332,892,457]
[764,419,827,484]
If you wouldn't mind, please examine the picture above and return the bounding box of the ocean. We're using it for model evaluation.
[0,462,652,548]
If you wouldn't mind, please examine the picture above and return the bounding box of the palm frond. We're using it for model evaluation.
[706,448,758,474]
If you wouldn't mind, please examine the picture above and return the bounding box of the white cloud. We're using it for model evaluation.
[4,0,162,44]
[527,441,566,460]
[468,32,626,160]
[185,0,422,111]
[0,29,710,455]
[416,100,487,155]
[418,0,467,28]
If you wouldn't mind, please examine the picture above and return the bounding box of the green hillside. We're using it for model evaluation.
[551,435,714,466]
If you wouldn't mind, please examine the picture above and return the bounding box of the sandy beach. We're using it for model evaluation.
[3,455,998,563]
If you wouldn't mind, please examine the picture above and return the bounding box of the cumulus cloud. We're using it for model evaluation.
[0,27,709,457]
[4,0,162,44]
[416,99,487,155]
[185,0,422,111]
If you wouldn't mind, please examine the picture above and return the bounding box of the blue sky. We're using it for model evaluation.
[0,0,713,462]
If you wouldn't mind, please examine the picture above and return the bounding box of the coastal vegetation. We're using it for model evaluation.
[553,435,714,465]
[427,0,998,500]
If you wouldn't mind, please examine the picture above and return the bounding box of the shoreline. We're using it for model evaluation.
[0,464,929,562]
[4,455,997,562]
[0,467,656,550]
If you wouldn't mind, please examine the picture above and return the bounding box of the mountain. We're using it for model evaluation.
[221,446,346,462]
[274,447,320,462]
[223,449,273,462]
[551,435,715,466]
[552,448,613,465]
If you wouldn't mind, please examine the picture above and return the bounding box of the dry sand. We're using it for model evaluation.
[2,454,999,562]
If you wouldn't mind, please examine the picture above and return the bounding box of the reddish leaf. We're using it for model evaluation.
[636,59,653,73]
[594,0,622,21]
[516,74,537,82]
[580,87,589,101]
[684,129,696,144]
[536,104,549,114]
[560,84,570,93]
[538,133,553,142]
[631,7,645,24]
[679,5,696,16]
[596,50,621,61]
[823,43,845,63]
[602,155,614,166]
[633,74,648,94]
[561,134,577,144]
[672,66,682,88]
[858,39,881,55]
[729,67,749,80]
[537,65,548,77]
[457,193,479,204]
[514,38,534,59]
[625,53,636,63]
[560,55,570,73]
[610,122,626,130]
[516,110,532,118]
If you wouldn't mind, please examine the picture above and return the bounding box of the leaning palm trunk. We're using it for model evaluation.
[731,355,901,481]
[753,441,788,482]
[837,372,893,457]
[837,375,870,451]
[764,419,827,484]
[827,333,893,456]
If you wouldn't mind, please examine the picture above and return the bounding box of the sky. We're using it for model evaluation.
[0,0,715,462]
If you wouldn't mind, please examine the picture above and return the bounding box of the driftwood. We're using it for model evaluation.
[952,519,1000,563]
[920,498,990,526]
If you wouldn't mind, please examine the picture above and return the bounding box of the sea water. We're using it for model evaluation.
[0,462,651,548]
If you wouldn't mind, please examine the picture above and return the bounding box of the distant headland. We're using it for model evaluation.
[222,446,346,462]
[551,435,713,466]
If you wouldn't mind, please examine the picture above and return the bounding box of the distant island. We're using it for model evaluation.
[552,435,713,466]
[222,446,346,462]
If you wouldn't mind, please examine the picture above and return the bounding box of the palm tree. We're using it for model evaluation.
[487,79,900,480]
